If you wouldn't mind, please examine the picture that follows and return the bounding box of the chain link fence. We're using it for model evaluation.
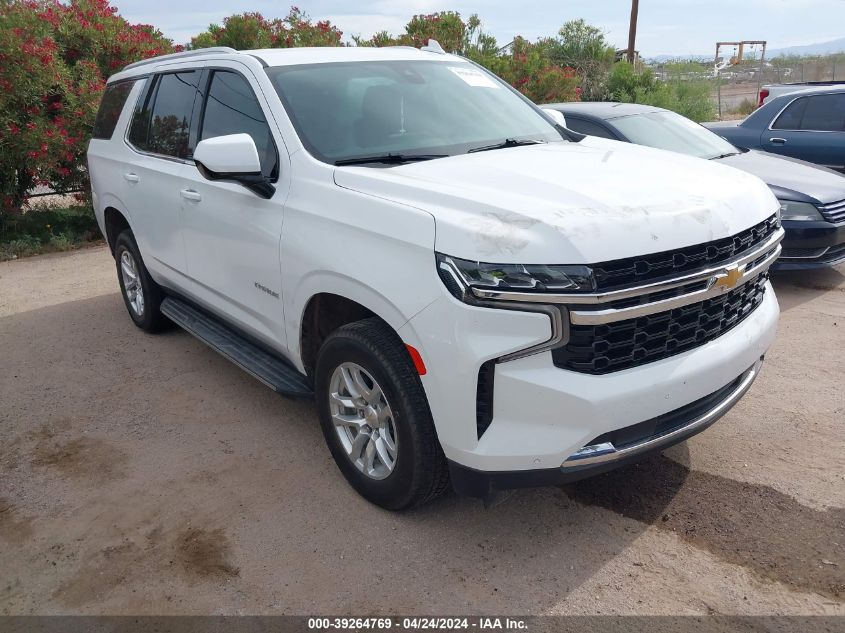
[651,53,845,121]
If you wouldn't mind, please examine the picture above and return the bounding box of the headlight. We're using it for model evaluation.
[779,200,823,221]
[436,253,596,301]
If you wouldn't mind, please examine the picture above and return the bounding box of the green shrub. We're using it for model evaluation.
[607,62,715,122]
[728,97,757,117]
[0,205,100,260]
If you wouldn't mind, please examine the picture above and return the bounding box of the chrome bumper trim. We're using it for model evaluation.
[562,359,762,469]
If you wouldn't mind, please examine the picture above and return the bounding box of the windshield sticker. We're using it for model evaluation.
[448,66,500,88]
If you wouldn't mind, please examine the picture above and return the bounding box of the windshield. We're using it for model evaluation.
[611,111,739,160]
[265,60,563,164]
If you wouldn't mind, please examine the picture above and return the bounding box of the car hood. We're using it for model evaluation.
[717,149,845,205]
[333,137,779,264]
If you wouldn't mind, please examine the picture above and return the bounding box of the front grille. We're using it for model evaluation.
[591,215,779,291]
[553,273,769,374]
[820,199,845,224]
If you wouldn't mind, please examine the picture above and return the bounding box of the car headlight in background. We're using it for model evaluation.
[436,253,596,302]
[778,200,823,222]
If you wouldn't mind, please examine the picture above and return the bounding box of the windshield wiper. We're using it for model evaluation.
[710,151,742,160]
[334,153,448,166]
[467,138,546,153]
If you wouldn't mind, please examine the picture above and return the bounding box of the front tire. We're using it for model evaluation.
[114,230,169,333]
[315,318,449,510]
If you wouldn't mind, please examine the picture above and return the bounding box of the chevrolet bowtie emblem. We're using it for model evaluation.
[713,266,742,291]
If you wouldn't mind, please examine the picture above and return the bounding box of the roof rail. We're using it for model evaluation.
[121,47,238,72]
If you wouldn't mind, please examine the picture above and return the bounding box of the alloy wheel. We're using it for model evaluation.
[328,362,398,480]
[120,249,145,317]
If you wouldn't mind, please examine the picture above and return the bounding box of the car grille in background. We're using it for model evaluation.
[591,215,779,291]
[553,273,769,374]
[782,243,845,264]
[780,246,831,259]
[819,199,845,224]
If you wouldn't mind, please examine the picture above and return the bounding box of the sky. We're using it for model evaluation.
[114,0,845,57]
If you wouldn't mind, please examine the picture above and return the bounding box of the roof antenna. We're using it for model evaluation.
[421,39,446,54]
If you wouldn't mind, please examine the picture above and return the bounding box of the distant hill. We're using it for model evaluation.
[645,37,845,63]
[768,37,845,57]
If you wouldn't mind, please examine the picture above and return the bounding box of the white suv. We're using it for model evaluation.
[88,45,784,509]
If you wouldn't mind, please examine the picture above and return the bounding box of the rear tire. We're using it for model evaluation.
[114,230,169,333]
[315,318,449,510]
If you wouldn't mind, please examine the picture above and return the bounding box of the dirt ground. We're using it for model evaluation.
[0,246,843,615]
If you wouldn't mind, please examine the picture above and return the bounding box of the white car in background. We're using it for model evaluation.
[87,45,783,509]
[758,80,845,105]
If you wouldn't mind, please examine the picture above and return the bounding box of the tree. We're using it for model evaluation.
[539,19,617,100]
[354,13,581,104]
[0,0,176,214]
[190,7,342,50]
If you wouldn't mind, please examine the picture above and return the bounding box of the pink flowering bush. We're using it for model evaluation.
[190,7,343,50]
[0,0,175,214]
[485,37,582,104]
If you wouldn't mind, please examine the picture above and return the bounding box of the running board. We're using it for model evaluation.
[161,296,313,399]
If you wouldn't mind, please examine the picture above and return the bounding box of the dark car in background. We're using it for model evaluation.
[544,102,845,269]
[706,85,845,173]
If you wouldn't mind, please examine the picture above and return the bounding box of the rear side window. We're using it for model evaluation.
[772,98,806,130]
[566,117,618,140]
[128,71,199,158]
[800,94,845,131]
[200,71,278,180]
[92,81,136,140]
[773,94,845,131]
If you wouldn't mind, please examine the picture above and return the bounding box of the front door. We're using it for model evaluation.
[180,65,289,349]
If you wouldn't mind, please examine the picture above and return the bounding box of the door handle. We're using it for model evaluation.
[769,137,787,145]
[180,189,202,202]
[123,173,140,183]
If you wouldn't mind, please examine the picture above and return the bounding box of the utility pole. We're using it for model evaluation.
[627,0,639,65]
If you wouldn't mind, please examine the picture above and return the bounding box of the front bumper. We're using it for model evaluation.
[448,358,762,498]
[775,220,845,270]
[401,283,779,478]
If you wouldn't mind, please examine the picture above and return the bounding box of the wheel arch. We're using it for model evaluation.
[103,206,132,255]
[299,292,381,379]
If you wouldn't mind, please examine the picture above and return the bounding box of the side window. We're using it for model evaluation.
[200,71,278,180]
[93,80,136,139]
[799,94,845,132]
[566,117,618,140]
[128,71,199,158]
[772,97,807,130]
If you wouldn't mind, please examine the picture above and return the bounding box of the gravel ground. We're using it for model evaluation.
[0,246,843,615]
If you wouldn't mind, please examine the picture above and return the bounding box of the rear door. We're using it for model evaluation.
[124,69,201,280]
[767,93,845,170]
[179,63,289,348]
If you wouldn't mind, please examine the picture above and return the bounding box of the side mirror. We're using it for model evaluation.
[193,133,274,199]
[542,108,567,129]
